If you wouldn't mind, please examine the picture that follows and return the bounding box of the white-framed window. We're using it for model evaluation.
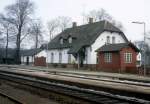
[124,53,132,63]
[51,53,54,63]
[112,36,116,44]
[59,52,62,63]
[104,53,112,63]
[68,54,71,63]
[60,38,63,44]
[68,37,72,43]
[106,36,110,44]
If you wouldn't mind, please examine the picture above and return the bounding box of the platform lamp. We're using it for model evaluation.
[132,21,146,76]
[46,42,49,68]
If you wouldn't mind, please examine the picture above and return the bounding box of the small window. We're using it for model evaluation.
[60,38,63,44]
[68,37,72,43]
[124,53,132,63]
[106,36,110,44]
[59,52,62,63]
[51,53,54,63]
[112,36,115,44]
[104,53,112,63]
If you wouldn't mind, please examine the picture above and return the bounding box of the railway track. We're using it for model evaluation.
[1,65,150,87]
[0,69,149,104]
[0,91,22,104]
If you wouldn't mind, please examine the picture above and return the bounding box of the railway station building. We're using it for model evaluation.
[37,18,133,70]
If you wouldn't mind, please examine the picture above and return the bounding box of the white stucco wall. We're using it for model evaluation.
[87,31,126,64]
[21,56,34,64]
[38,49,75,64]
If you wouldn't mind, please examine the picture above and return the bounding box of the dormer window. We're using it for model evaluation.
[68,37,72,43]
[60,38,63,44]
[106,36,110,44]
[112,36,116,44]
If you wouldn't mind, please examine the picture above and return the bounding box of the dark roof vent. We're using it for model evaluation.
[89,18,93,24]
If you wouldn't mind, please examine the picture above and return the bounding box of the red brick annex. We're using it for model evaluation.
[96,43,139,73]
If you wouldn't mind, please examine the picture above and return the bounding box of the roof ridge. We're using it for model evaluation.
[64,20,106,30]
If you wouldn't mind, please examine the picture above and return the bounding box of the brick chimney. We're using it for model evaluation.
[72,22,77,27]
[89,18,93,24]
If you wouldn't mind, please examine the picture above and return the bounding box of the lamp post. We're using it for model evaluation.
[132,21,146,76]
[46,42,49,68]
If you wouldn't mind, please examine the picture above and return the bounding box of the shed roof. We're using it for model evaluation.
[96,43,140,52]
[21,48,42,56]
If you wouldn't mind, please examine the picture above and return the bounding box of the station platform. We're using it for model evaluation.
[0,64,150,83]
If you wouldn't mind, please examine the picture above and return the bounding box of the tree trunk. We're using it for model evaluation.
[35,31,38,49]
[5,29,9,64]
[15,26,22,64]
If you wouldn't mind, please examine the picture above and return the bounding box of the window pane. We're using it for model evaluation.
[60,38,63,44]
[104,53,112,63]
[112,37,115,44]
[124,53,132,63]
[69,37,72,43]
[106,36,110,44]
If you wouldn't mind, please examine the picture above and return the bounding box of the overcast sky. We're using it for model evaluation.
[0,0,149,42]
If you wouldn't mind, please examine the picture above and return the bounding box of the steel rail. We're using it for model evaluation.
[0,91,23,104]
[0,70,149,104]
[1,66,150,87]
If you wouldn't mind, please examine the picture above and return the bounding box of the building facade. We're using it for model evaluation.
[96,43,139,73]
[21,48,42,65]
[41,20,129,69]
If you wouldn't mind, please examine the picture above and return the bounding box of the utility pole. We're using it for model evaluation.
[132,21,146,76]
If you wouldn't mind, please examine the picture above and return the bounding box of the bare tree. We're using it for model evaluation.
[47,19,59,42]
[0,16,16,63]
[47,16,72,42]
[0,24,5,48]
[83,8,124,30]
[29,19,44,49]
[111,20,124,30]
[57,16,72,31]
[2,0,34,64]
[0,36,5,48]
[85,9,112,22]
[0,22,10,63]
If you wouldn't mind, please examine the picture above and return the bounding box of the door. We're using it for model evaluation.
[26,56,29,65]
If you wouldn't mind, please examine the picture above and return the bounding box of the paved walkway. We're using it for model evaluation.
[26,65,150,82]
